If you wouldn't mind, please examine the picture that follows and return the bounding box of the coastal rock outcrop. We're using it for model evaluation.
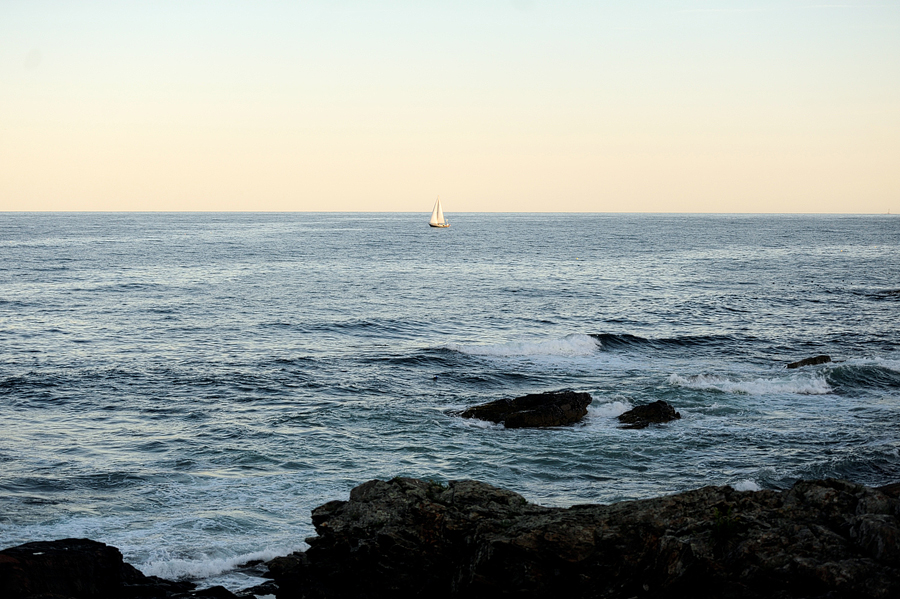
[267,476,900,599]
[0,538,196,598]
[787,355,832,368]
[617,399,681,429]
[459,390,592,428]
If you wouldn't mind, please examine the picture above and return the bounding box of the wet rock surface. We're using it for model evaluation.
[0,539,267,599]
[0,538,196,599]
[787,355,832,368]
[617,400,681,429]
[6,479,900,599]
[459,390,592,428]
[267,477,900,599]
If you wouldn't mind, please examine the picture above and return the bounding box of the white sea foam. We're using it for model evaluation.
[448,334,600,358]
[140,547,293,581]
[668,373,832,395]
[732,479,761,492]
[591,400,633,418]
[456,415,504,430]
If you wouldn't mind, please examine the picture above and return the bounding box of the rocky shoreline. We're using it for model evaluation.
[3,478,899,599]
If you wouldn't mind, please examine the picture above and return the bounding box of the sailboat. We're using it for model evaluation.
[429,196,450,228]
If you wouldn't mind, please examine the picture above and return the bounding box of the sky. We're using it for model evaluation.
[1,1,899,213]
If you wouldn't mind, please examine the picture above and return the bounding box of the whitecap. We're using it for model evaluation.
[590,400,633,418]
[455,416,505,430]
[668,373,832,395]
[447,334,599,358]
[140,547,296,581]
[732,479,761,492]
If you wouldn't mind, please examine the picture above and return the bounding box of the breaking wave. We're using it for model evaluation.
[447,334,600,357]
[590,400,633,418]
[140,547,294,581]
[668,373,832,395]
[732,480,761,492]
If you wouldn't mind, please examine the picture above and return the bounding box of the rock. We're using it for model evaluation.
[878,482,900,499]
[267,477,900,599]
[192,586,240,599]
[459,390,592,428]
[787,355,832,368]
[617,399,681,429]
[0,537,195,599]
[236,580,279,598]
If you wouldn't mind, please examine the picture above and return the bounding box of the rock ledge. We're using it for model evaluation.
[268,477,900,599]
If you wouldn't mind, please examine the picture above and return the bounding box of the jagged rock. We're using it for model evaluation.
[267,477,900,599]
[787,355,832,368]
[459,390,592,428]
[617,400,681,429]
[0,538,195,599]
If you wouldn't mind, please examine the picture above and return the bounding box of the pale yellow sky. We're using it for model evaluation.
[2,1,899,213]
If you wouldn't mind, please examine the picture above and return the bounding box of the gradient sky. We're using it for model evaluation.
[2,1,899,212]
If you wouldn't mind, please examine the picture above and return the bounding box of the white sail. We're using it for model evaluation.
[430,196,443,226]
[428,195,449,227]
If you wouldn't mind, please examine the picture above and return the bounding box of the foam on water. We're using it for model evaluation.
[140,547,295,581]
[447,334,600,357]
[455,416,505,430]
[732,480,761,492]
[590,400,633,419]
[667,373,832,395]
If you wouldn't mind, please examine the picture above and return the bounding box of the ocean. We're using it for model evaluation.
[1,212,898,590]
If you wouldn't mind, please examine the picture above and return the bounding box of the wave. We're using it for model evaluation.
[140,546,295,581]
[589,400,633,418]
[839,357,900,373]
[303,318,420,340]
[668,373,832,395]
[590,333,744,350]
[732,479,761,492]
[826,359,900,392]
[447,334,600,358]
[866,289,900,300]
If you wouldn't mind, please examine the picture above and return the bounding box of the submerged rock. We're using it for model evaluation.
[0,538,195,598]
[459,390,592,428]
[267,477,900,599]
[787,354,832,368]
[617,399,681,429]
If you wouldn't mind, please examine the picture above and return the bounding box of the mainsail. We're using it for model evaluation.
[429,196,446,227]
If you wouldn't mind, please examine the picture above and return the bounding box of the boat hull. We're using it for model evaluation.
[429,223,450,228]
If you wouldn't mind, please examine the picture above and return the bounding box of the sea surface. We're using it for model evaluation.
[1,212,899,589]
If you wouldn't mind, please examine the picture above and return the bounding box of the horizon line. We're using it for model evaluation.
[1,210,895,216]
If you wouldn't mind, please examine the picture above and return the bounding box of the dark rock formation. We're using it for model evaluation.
[617,400,681,429]
[236,580,279,598]
[879,482,900,498]
[787,355,832,368]
[459,390,592,428]
[0,538,196,598]
[192,586,240,599]
[267,476,900,599]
